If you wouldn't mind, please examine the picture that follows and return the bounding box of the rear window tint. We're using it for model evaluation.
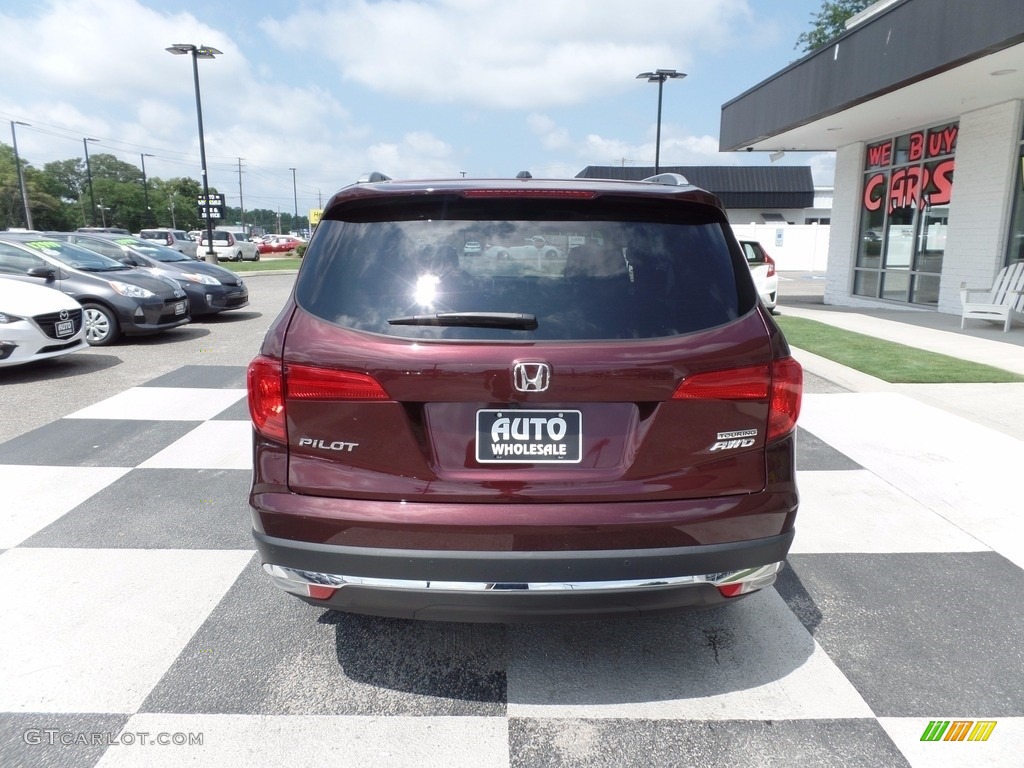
[296,201,748,341]
[742,242,768,265]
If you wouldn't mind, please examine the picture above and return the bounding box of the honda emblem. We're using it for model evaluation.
[513,362,551,393]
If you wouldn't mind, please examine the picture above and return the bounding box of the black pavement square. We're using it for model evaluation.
[0,419,201,467]
[508,718,910,768]
[141,365,247,389]
[796,428,862,471]
[777,552,1024,717]
[21,468,254,550]
[141,558,507,717]
[0,712,131,768]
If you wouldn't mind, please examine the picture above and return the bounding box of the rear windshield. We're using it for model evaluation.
[296,198,749,341]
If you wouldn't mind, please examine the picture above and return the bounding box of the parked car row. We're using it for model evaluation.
[0,231,250,361]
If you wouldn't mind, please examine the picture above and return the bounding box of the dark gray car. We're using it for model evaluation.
[0,235,189,345]
[53,233,249,317]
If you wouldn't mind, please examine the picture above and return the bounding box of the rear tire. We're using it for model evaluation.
[83,303,120,346]
[253,252,260,262]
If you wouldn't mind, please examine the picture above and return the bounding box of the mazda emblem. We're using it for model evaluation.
[59,309,69,320]
[513,362,551,393]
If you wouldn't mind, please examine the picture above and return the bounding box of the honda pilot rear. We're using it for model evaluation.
[248,173,802,622]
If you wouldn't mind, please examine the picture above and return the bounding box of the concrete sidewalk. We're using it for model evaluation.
[775,287,1024,439]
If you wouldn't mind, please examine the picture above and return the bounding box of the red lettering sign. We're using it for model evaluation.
[867,141,892,168]
[926,125,958,158]
[908,132,925,162]
[876,159,956,212]
[929,159,955,206]
[863,173,886,211]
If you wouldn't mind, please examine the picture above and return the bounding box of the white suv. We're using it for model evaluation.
[199,230,260,262]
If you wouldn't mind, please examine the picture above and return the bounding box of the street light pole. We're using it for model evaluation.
[10,121,33,230]
[166,43,222,262]
[140,153,154,227]
[289,167,298,234]
[636,69,686,175]
[83,137,99,226]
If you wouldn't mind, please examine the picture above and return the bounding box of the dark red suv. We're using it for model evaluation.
[247,172,802,622]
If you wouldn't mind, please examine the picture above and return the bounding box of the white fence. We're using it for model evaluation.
[730,224,830,272]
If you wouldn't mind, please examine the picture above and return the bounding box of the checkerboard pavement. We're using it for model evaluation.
[1,364,1022,767]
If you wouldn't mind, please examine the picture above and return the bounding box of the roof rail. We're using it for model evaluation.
[641,172,691,187]
[357,171,393,183]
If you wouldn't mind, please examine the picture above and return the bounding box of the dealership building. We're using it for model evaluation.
[720,0,1024,315]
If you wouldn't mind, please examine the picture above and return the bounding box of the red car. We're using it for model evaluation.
[257,236,304,254]
[247,172,802,622]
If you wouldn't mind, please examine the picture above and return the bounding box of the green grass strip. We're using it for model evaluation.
[221,258,301,273]
[775,315,1024,384]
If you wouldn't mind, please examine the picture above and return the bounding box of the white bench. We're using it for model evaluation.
[961,262,1024,332]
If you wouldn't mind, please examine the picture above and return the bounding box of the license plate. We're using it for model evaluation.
[55,320,74,338]
[476,409,582,463]
[174,301,187,316]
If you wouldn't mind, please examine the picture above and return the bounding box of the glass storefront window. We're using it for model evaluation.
[853,269,880,298]
[855,122,958,306]
[1007,127,1024,265]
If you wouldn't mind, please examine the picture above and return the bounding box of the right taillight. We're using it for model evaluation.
[672,357,803,442]
[764,253,776,277]
[246,356,390,442]
[767,357,802,440]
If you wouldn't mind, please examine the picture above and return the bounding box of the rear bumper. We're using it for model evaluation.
[253,529,794,622]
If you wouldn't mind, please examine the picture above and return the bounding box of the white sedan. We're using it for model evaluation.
[0,278,88,367]
[740,240,779,312]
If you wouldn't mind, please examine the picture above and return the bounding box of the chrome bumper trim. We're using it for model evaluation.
[264,561,783,596]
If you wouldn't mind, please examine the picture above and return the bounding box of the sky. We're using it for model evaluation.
[0,0,835,219]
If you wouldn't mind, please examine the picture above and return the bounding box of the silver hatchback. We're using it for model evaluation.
[138,229,199,259]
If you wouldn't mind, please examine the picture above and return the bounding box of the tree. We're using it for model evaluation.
[795,0,872,52]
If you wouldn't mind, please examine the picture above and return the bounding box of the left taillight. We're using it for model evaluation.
[248,356,286,441]
[247,356,390,442]
[671,357,803,442]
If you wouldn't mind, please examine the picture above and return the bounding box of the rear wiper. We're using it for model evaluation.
[388,311,538,330]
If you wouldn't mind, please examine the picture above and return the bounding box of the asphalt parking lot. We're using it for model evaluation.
[2,271,1022,767]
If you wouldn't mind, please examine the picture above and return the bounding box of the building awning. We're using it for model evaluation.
[719,0,1024,153]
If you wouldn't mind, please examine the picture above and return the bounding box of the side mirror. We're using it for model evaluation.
[26,266,57,281]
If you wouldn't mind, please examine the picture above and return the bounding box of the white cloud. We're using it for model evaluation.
[264,0,752,109]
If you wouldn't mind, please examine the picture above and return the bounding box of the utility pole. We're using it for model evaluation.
[237,157,246,234]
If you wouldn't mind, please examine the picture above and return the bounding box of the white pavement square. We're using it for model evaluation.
[791,470,989,554]
[94,714,511,768]
[65,387,247,422]
[506,590,875,721]
[0,548,253,713]
[800,393,1024,569]
[139,421,253,470]
[0,465,132,548]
